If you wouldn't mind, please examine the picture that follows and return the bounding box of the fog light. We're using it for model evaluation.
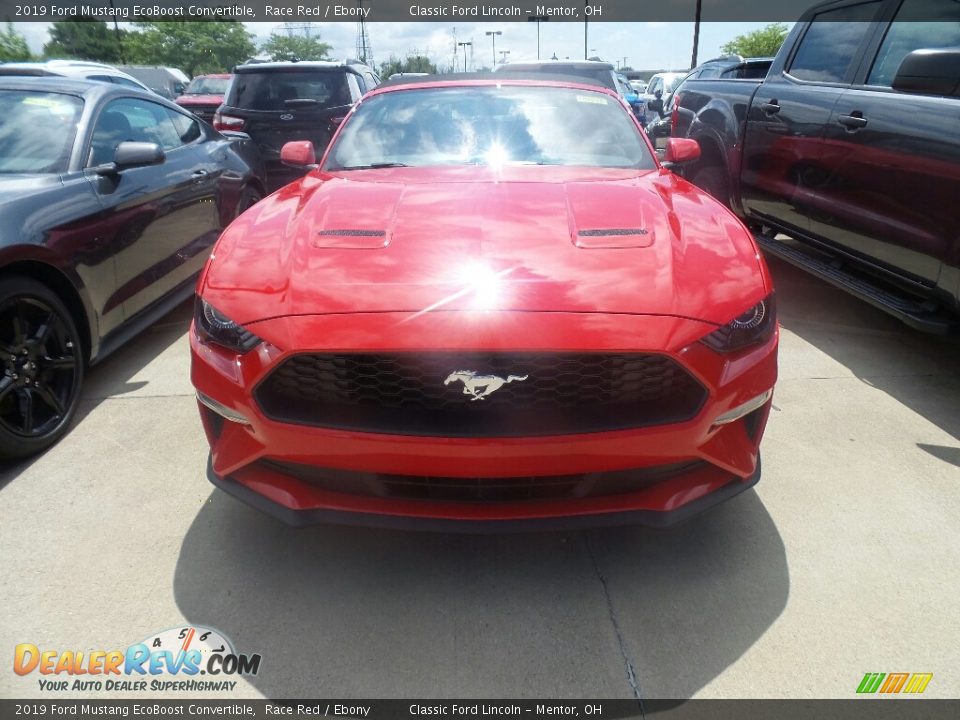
[196,392,251,426]
[713,389,773,426]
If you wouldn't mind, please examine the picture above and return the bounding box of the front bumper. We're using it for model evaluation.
[191,311,777,528]
[206,454,762,531]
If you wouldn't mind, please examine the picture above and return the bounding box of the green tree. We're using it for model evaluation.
[44,19,124,62]
[0,22,31,61]
[125,22,255,76]
[260,33,332,62]
[721,23,789,58]
[379,54,438,78]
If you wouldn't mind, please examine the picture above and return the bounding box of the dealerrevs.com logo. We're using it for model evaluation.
[13,626,262,693]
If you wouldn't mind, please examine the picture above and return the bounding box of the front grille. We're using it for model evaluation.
[257,458,705,503]
[254,352,706,436]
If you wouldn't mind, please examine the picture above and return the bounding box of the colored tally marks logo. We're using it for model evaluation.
[857,672,933,694]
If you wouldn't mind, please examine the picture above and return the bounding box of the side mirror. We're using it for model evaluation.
[662,138,700,167]
[95,141,165,175]
[280,140,316,168]
[648,98,664,116]
[892,48,960,97]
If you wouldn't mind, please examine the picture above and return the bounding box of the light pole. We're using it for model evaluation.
[458,42,472,72]
[528,15,548,60]
[499,49,510,65]
[485,31,502,69]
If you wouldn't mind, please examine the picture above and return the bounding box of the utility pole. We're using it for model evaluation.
[485,31,502,69]
[528,15,548,60]
[691,0,702,69]
[109,0,125,63]
[355,0,372,65]
[458,42,472,72]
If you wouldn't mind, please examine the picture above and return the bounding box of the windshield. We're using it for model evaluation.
[230,70,351,111]
[665,75,685,95]
[0,91,83,173]
[185,77,230,95]
[325,86,655,171]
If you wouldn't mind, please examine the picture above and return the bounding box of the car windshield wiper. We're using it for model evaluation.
[283,99,319,106]
[337,162,410,170]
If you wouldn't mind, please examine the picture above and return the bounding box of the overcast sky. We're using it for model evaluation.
[14,21,778,73]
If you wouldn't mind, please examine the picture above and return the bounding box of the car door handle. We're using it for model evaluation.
[838,113,867,129]
[191,170,210,183]
[760,101,780,115]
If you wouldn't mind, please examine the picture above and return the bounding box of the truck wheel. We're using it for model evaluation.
[0,276,84,460]
[689,165,729,206]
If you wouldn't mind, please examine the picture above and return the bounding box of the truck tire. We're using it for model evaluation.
[689,165,730,207]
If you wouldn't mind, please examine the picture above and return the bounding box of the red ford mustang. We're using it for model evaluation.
[190,75,778,530]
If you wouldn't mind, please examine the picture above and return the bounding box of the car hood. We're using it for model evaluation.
[203,166,767,326]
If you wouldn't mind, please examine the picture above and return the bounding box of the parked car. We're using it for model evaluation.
[175,73,233,124]
[615,72,644,118]
[0,60,152,93]
[646,56,774,150]
[0,77,266,459]
[641,71,687,123]
[673,0,960,332]
[191,74,778,530]
[117,65,188,99]
[494,59,620,92]
[214,60,381,192]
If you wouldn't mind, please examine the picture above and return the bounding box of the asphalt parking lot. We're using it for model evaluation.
[1,256,958,700]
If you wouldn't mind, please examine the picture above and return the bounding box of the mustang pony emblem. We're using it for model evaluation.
[443,370,528,401]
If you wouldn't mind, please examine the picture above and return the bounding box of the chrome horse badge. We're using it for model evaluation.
[443,370,528,401]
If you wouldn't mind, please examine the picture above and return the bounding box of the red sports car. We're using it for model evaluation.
[190,74,778,530]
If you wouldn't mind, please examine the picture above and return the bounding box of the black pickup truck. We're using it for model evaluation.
[673,0,960,333]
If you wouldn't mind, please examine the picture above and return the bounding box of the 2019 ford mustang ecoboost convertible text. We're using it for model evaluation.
[190,74,778,530]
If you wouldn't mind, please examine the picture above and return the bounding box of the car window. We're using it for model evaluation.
[665,75,685,94]
[88,97,191,166]
[230,71,352,111]
[788,1,883,83]
[327,85,656,171]
[363,71,378,92]
[112,77,147,90]
[0,90,83,173]
[87,75,116,84]
[866,0,960,87]
[166,108,202,144]
[185,77,231,95]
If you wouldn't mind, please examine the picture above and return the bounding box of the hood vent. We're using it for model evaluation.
[575,227,653,249]
[315,229,389,249]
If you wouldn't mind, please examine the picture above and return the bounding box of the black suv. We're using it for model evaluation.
[214,60,380,191]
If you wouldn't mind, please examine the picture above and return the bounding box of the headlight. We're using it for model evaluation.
[701,294,776,353]
[194,297,262,353]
